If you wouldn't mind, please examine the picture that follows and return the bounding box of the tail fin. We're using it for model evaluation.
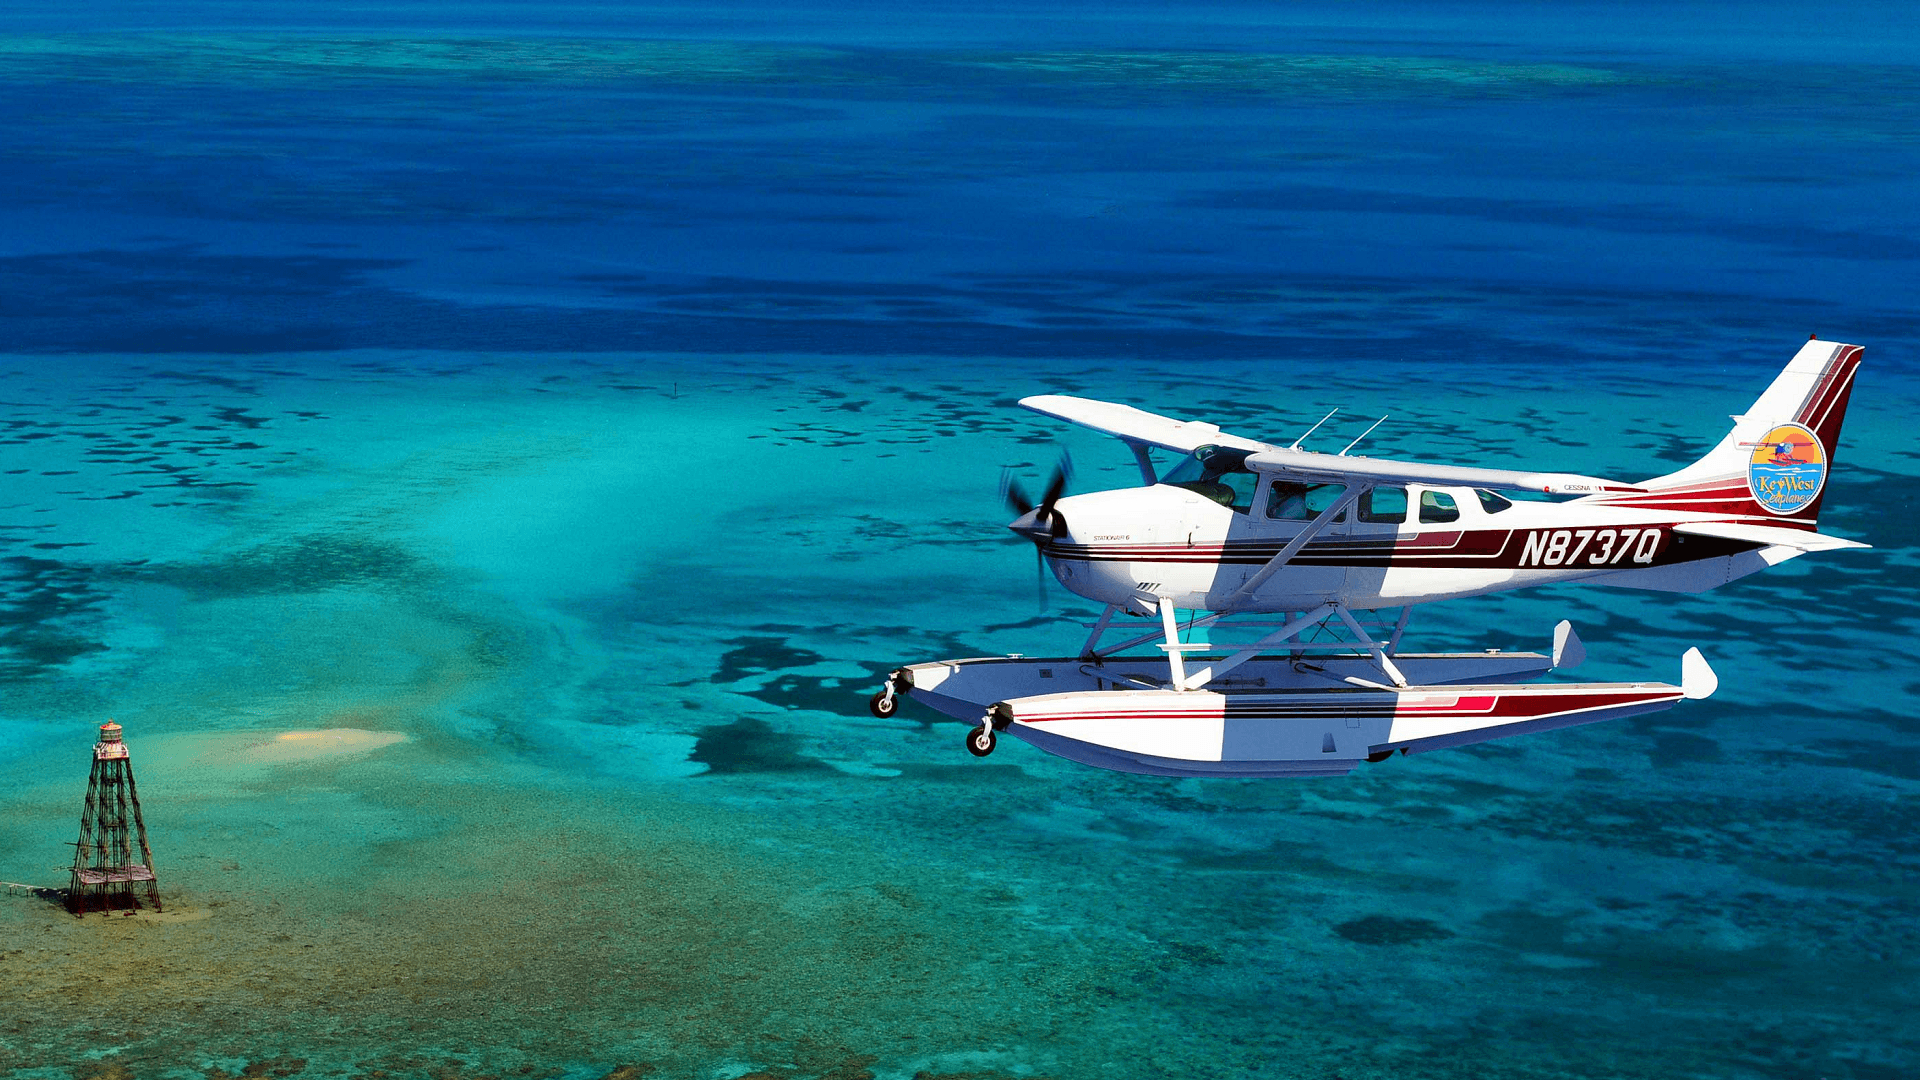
[1593,338,1862,528]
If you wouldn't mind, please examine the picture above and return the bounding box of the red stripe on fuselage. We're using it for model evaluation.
[1046,525,1756,570]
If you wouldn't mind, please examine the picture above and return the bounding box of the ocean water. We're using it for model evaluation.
[0,4,1916,1078]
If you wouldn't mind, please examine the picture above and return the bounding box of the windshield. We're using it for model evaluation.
[1163,444,1257,513]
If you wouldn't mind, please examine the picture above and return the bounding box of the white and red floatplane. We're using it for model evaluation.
[869,338,1869,777]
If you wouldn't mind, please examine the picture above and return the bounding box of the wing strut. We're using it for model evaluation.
[1221,484,1369,608]
[1125,441,1158,485]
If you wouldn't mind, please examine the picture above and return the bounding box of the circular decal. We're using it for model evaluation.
[1746,422,1826,515]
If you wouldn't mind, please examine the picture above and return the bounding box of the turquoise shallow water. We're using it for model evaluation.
[1,4,1918,1078]
[1,349,1913,1079]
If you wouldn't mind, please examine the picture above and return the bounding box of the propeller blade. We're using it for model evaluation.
[1040,472,1068,513]
[1039,460,1070,515]
[1001,470,1035,516]
[1000,451,1073,609]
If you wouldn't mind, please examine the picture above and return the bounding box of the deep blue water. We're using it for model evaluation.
[0,4,1916,1078]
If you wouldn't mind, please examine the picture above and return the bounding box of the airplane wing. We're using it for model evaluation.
[1021,394,1642,494]
[1673,521,1871,551]
[1243,448,1646,496]
[1018,395,1267,454]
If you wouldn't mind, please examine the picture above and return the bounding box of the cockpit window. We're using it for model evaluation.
[1475,489,1514,514]
[1266,481,1349,521]
[1164,444,1257,514]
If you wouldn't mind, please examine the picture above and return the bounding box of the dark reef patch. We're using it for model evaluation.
[738,669,894,717]
[210,405,271,429]
[1157,940,1227,969]
[0,555,110,680]
[711,636,826,684]
[689,717,832,775]
[127,534,422,598]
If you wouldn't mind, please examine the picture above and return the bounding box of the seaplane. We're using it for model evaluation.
[868,337,1869,777]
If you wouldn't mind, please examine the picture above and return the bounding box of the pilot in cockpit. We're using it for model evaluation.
[1163,444,1259,512]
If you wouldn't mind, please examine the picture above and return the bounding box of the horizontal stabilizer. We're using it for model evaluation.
[1673,521,1870,551]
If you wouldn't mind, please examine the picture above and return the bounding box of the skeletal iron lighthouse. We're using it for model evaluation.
[67,720,162,914]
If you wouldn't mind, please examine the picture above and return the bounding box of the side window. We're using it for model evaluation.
[1165,444,1257,514]
[1476,489,1513,514]
[1184,471,1258,513]
[1418,490,1460,524]
[1220,470,1258,514]
[1358,486,1407,524]
[1266,482,1348,522]
[1303,483,1348,521]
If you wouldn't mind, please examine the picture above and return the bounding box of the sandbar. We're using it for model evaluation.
[144,727,409,770]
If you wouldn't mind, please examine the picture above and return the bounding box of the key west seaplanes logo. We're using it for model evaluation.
[1747,422,1827,515]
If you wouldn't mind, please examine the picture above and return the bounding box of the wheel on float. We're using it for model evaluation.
[1366,749,1394,763]
[868,692,898,719]
[966,727,997,757]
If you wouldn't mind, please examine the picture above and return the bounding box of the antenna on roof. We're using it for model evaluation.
[1289,408,1340,451]
[1339,416,1389,456]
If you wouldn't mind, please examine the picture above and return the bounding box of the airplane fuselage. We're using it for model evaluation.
[1039,482,1785,613]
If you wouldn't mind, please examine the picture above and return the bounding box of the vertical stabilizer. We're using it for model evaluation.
[1589,339,1861,528]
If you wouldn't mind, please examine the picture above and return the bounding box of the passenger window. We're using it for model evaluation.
[1358,486,1407,524]
[1475,489,1513,514]
[1418,490,1460,524]
[1266,481,1348,521]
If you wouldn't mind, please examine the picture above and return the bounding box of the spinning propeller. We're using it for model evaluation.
[1002,452,1074,607]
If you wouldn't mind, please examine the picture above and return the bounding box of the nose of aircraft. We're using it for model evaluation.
[1007,505,1068,544]
[1011,489,1151,548]
[1001,457,1074,545]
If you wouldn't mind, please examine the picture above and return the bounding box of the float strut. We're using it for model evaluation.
[1333,605,1409,688]
[1157,599,1189,689]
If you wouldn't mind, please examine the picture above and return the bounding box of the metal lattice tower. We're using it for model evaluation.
[66,720,161,915]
